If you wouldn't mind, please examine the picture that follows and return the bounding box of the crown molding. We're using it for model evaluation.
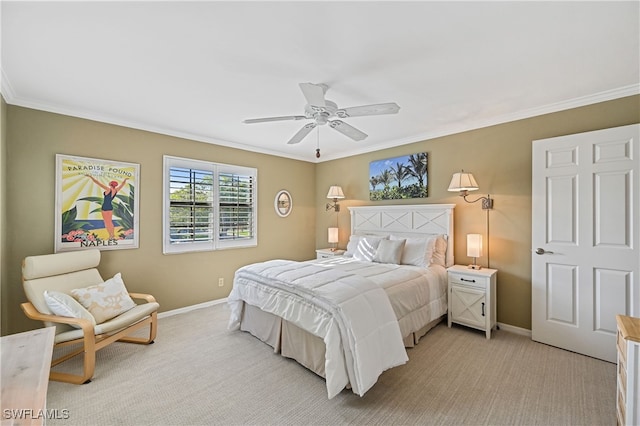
[0,68,16,101]
[3,83,638,163]
[322,83,640,162]
[2,91,313,162]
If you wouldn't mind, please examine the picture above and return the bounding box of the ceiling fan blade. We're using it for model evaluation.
[287,122,317,145]
[299,83,327,107]
[243,115,307,124]
[337,102,400,118]
[329,120,367,141]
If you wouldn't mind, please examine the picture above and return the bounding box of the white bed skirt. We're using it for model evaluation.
[239,303,444,379]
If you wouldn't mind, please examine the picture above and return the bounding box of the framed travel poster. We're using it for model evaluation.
[369,152,428,200]
[55,154,140,252]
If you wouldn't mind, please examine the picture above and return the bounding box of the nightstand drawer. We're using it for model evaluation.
[448,272,487,289]
[316,249,345,259]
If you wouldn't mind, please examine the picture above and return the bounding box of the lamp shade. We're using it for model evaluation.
[328,227,339,244]
[467,234,483,258]
[326,186,345,199]
[448,171,479,192]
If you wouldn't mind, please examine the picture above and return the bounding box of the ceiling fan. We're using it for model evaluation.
[242,83,400,157]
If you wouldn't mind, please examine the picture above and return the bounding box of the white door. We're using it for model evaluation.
[532,124,639,363]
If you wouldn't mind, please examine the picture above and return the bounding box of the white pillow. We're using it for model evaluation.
[373,239,406,264]
[390,235,429,266]
[344,235,364,257]
[344,234,388,257]
[390,234,447,267]
[353,236,386,262]
[43,290,96,328]
[71,273,136,324]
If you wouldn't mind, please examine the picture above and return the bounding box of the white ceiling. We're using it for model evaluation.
[2,1,639,162]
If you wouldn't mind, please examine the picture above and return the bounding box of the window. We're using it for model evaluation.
[163,156,257,254]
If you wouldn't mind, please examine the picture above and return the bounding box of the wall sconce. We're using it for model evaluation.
[467,234,483,269]
[447,170,494,209]
[326,185,345,212]
[328,227,339,251]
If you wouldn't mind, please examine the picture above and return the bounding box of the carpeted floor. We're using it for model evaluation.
[45,303,616,426]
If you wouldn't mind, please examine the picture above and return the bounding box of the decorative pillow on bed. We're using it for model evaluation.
[344,234,388,258]
[43,290,97,328]
[431,235,448,267]
[391,236,431,266]
[352,236,387,262]
[390,234,447,267]
[373,239,406,264]
[71,273,136,324]
[344,235,363,257]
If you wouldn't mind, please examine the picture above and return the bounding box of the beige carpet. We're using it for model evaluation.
[45,303,616,426]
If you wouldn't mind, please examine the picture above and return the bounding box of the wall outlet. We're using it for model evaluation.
[218,278,224,287]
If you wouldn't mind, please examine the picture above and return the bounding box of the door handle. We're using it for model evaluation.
[535,248,553,255]
[481,302,485,317]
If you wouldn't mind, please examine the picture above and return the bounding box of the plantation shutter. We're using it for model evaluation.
[168,166,214,246]
[217,165,256,248]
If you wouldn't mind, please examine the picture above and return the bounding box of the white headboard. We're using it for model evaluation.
[348,204,456,267]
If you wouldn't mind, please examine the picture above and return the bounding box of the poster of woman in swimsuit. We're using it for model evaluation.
[55,154,140,252]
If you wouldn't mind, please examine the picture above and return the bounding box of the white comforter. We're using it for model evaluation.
[314,258,448,338]
[228,259,409,398]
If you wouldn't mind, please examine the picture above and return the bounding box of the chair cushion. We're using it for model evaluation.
[43,290,97,328]
[23,249,101,280]
[71,273,136,324]
[53,302,159,344]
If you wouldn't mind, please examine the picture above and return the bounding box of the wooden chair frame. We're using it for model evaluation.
[20,293,157,385]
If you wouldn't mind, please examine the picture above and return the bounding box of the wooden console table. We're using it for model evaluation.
[1,327,55,426]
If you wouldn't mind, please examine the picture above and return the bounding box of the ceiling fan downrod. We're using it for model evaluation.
[315,126,321,158]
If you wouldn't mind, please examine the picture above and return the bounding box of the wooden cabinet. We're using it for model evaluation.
[316,248,345,259]
[616,315,640,426]
[447,265,497,339]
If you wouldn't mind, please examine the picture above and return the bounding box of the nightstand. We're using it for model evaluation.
[447,265,497,339]
[316,248,345,259]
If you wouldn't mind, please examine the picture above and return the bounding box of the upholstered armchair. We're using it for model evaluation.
[21,249,158,384]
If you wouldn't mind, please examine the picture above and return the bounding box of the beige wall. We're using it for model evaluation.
[1,97,7,333]
[3,106,316,335]
[2,95,639,335]
[315,95,640,330]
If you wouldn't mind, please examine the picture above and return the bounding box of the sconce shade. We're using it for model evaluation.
[467,234,483,258]
[328,227,339,244]
[326,186,345,200]
[448,172,479,192]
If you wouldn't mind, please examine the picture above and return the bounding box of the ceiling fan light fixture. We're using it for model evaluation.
[242,82,400,155]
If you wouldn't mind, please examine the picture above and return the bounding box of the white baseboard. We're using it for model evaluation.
[158,298,228,319]
[497,322,532,337]
[158,302,533,340]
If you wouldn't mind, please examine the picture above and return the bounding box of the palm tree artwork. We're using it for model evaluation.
[369,153,428,200]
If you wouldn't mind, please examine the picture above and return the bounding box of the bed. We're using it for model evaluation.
[228,204,455,398]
